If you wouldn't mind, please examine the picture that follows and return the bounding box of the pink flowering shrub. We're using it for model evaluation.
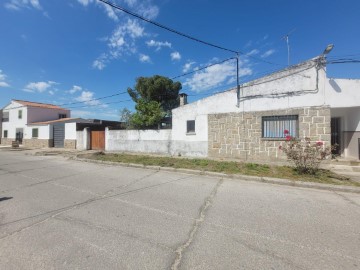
[279,132,332,174]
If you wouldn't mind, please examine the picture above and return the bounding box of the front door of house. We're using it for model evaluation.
[331,118,341,155]
[15,128,23,144]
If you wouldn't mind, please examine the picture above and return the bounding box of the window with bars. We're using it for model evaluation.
[4,130,8,138]
[32,128,39,138]
[262,115,298,139]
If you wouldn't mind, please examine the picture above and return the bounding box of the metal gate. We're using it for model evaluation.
[91,130,105,150]
[53,124,65,148]
[331,117,341,155]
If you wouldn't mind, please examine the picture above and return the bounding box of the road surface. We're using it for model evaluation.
[0,150,359,269]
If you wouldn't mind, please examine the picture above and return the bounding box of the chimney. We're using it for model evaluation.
[179,93,188,106]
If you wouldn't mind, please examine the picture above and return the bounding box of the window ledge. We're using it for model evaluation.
[261,137,298,141]
[186,132,196,136]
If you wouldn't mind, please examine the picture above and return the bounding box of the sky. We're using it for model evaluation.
[1,0,359,121]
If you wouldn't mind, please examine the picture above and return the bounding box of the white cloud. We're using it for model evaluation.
[5,0,42,10]
[68,85,82,94]
[23,81,57,93]
[182,61,196,73]
[93,19,145,70]
[71,110,92,118]
[183,60,252,93]
[171,51,181,61]
[146,39,171,51]
[261,49,275,58]
[246,49,259,56]
[139,54,151,63]
[75,90,107,107]
[0,70,10,87]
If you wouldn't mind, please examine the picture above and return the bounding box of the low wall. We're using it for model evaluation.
[106,129,207,157]
[23,139,53,148]
[0,138,12,145]
[64,139,76,149]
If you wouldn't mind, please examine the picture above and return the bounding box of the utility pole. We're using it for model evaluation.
[236,53,240,107]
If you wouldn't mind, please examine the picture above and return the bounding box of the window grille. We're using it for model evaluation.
[262,115,298,138]
[32,128,39,138]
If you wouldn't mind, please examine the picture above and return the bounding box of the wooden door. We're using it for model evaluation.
[91,131,105,150]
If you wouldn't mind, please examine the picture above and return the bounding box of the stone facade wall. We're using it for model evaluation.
[64,139,76,149]
[208,106,331,162]
[23,139,53,148]
[0,138,13,145]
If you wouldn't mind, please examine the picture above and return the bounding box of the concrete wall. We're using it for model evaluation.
[76,128,90,150]
[331,107,360,159]
[208,106,331,162]
[65,123,77,140]
[106,129,207,157]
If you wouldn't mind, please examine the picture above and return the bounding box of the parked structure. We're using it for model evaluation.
[106,56,360,161]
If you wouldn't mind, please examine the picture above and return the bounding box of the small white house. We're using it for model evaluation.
[105,55,360,161]
[1,100,70,147]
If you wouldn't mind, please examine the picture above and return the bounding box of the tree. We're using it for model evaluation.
[119,108,132,128]
[127,75,182,116]
[131,99,165,129]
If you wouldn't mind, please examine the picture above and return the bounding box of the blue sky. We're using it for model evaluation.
[1,0,359,120]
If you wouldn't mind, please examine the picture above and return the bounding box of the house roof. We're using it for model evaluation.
[28,118,80,125]
[12,99,68,110]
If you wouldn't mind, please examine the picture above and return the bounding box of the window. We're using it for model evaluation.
[262,115,298,139]
[32,128,39,138]
[3,130,8,138]
[187,120,195,134]
[2,111,9,122]
[18,110,22,119]
[59,114,67,119]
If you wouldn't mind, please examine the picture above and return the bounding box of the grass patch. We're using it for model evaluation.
[79,152,360,187]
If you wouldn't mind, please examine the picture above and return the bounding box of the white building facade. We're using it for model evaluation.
[170,57,360,161]
[1,100,70,147]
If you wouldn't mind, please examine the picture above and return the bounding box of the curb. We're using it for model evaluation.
[72,157,360,194]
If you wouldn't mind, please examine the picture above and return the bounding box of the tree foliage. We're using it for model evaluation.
[119,108,132,126]
[131,99,165,129]
[127,75,182,116]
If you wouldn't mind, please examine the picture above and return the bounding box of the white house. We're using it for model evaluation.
[106,55,360,161]
[1,100,70,147]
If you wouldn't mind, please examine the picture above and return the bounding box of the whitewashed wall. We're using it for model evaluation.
[106,129,207,157]
[65,122,77,140]
[1,102,28,138]
[24,125,51,139]
[27,107,70,124]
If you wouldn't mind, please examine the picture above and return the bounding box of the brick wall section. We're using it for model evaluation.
[23,139,53,148]
[64,139,76,149]
[208,106,331,162]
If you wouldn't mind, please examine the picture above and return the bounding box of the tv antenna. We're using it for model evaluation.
[281,28,296,66]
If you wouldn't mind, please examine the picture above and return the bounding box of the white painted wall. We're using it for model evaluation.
[172,58,360,146]
[106,129,207,157]
[23,125,51,139]
[1,101,28,138]
[65,122,77,140]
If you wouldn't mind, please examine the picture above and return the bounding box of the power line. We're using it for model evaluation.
[171,57,236,80]
[4,91,128,111]
[98,0,238,54]
[65,99,132,109]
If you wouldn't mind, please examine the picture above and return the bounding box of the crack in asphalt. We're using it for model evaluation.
[170,178,223,270]
[0,172,192,240]
[333,191,360,208]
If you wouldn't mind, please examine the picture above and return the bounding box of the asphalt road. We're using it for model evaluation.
[0,150,359,270]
